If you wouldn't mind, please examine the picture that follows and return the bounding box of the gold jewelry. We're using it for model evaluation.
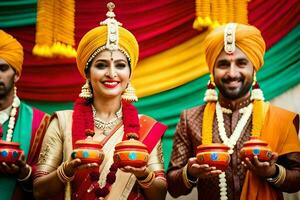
[137,170,155,189]
[79,79,93,99]
[182,164,195,189]
[100,2,121,51]
[17,164,32,182]
[57,162,75,184]
[92,106,122,135]
[266,164,286,187]
[121,82,138,102]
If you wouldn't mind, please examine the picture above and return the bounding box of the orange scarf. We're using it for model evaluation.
[241,103,300,200]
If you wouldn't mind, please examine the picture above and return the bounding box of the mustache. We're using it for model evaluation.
[221,77,243,83]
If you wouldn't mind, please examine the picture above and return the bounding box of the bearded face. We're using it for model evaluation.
[213,48,254,100]
[0,59,18,99]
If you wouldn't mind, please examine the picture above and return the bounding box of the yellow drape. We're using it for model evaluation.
[132,32,209,98]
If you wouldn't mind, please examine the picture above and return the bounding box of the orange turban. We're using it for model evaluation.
[76,26,139,79]
[0,30,23,75]
[204,23,266,73]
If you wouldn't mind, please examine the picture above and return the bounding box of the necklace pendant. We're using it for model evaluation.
[103,129,109,136]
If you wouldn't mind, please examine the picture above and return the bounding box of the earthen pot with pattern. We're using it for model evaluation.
[240,136,272,162]
[114,139,149,168]
[71,139,104,165]
[0,140,23,164]
[196,143,231,171]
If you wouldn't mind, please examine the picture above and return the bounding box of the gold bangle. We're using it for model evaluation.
[17,164,32,182]
[266,164,286,187]
[182,164,194,189]
[137,171,155,189]
[57,162,74,183]
[137,170,153,183]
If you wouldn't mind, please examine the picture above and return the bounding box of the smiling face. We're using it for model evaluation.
[0,59,19,99]
[213,47,254,100]
[87,50,130,99]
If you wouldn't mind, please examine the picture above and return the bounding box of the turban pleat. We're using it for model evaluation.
[0,30,23,75]
[204,24,266,73]
[76,26,139,79]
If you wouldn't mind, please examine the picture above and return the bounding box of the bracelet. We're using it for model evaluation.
[266,164,286,186]
[182,164,197,189]
[137,171,155,189]
[57,162,75,183]
[17,164,32,182]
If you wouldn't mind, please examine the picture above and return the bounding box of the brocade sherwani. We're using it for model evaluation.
[167,98,300,200]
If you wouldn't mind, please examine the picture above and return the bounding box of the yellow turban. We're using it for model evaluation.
[76,26,139,79]
[204,23,266,73]
[0,30,23,75]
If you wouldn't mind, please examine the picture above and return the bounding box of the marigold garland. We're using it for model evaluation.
[250,81,265,137]
[193,0,211,30]
[201,102,216,145]
[193,0,249,30]
[33,0,76,58]
[234,0,248,24]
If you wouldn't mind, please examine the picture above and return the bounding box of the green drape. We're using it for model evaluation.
[0,0,37,28]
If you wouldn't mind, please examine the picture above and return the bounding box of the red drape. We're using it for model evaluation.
[4,0,299,101]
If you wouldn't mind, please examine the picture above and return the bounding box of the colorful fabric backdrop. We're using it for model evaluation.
[1,0,299,169]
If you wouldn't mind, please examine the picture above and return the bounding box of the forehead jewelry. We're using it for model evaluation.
[224,23,237,54]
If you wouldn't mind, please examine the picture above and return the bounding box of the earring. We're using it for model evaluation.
[204,75,218,102]
[122,82,138,102]
[79,79,93,99]
[251,73,264,101]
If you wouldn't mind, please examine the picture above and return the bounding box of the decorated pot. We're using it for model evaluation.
[0,140,23,164]
[240,136,272,162]
[71,139,104,165]
[114,139,149,168]
[196,143,230,171]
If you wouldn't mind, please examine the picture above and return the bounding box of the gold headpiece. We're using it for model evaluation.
[224,23,237,54]
[100,2,122,51]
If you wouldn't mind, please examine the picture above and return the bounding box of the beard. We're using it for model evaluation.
[0,76,15,99]
[216,75,253,100]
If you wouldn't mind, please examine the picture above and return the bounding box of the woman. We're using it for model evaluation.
[33,3,167,200]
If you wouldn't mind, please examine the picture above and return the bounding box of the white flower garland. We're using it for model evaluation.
[6,88,20,142]
[216,101,253,199]
[216,102,253,154]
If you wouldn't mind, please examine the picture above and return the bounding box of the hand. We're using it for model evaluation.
[63,158,99,177]
[187,157,222,179]
[0,154,29,179]
[242,152,278,178]
[119,165,149,179]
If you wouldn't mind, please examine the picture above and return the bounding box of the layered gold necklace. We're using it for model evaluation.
[92,106,122,136]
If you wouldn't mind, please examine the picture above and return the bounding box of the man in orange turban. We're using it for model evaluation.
[0,30,50,199]
[0,30,23,76]
[167,23,300,200]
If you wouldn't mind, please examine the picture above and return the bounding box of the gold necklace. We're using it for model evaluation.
[92,106,122,135]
